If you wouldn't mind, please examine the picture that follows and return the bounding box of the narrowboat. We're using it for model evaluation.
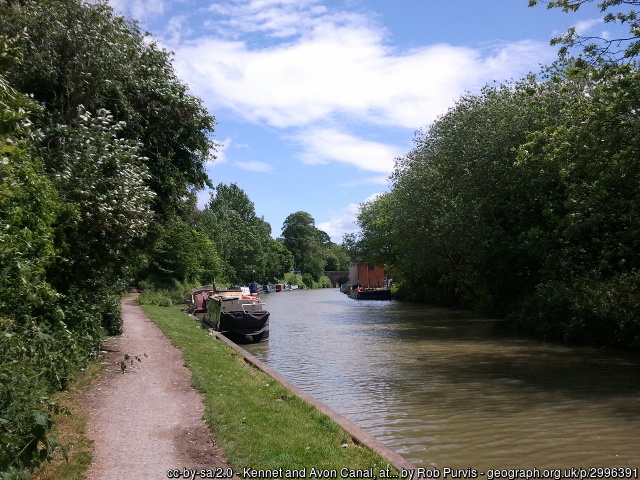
[203,287,270,344]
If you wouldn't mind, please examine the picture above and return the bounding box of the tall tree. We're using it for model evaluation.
[0,0,216,215]
[47,108,155,297]
[264,238,295,284]
[281,211,326,280]
[198,184,272,284]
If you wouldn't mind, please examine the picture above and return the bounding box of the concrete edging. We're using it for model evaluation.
[211,331,416,472]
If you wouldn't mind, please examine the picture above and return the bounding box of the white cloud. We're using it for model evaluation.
[150,0,557,184]
[574,18,602,36]
[294,128,400,173]
[317,202,361,242]
[206,0,329,39]
[317,193,383,242]
[234,160,274,172]
[109,0,166,22]
[339,175,390,188]
[170,17,554,131]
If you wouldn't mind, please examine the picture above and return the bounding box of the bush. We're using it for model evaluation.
[302,273,314,289]
[509,271,640,348]
[0,316,88,477]
[137,291,173,307]
[280,272,333,289]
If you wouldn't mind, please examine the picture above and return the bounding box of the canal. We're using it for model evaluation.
[244,288,640,470]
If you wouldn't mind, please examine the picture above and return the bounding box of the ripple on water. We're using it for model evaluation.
[246,289,640,470]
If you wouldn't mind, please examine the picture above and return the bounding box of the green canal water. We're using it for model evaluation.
[244,288,640,471]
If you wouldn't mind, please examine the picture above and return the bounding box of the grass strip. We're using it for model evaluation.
[142,304,397,471]
[31,361,104,480]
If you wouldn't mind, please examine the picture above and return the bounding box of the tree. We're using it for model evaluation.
[511,64,640,345]
[0,34,100,477]
[375,76,577,306]
[0,0,216,215]
[198,184,272,284]
[281,211,326,280]
[356,61,640,346]
[264,238,294,283]
[529,0,640,62]
[144,216,222,288]
[46,108,155,294]
[324,242,350,271]
[353,193,398,267]
[0,34,59,322]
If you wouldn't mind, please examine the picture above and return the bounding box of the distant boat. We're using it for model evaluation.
[187,286,216,320]
[347,262,391,300]
[203,286,269,343]
[348,286,392,300]
[247,281,260,295]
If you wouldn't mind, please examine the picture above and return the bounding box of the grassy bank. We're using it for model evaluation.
[31,361,104,480]
[141,304,394,471]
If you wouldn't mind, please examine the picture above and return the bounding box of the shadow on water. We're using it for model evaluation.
[325,297,640,396]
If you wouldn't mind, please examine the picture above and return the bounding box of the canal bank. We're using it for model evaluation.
[141,302,415,473]
[211,330,415,471]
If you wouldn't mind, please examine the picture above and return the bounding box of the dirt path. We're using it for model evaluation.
[84,294,233,480]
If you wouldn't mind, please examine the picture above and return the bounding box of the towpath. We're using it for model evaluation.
[84,293,233,480]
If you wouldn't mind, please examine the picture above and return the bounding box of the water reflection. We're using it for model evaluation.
[245,289,640,470]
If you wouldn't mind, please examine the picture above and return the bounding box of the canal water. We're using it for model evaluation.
[244,288,640,471]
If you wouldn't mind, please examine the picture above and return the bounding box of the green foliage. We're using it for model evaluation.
[143,216,222,289]
[356,65,640,347]
[279,272,332,289]
[137,291,174,307]
[0,0,216,215]
[0,144,61,321]
[324,242,350,271]
[264,238,294,284]
[281,211,330,281]
[370,76,570,307]
[0,315,97,478]
[302,273,315,289]
[198,183,276,284]
[0,1,217,474]
[512,271,640,347]
[46,108,155,295]
[529,0,640,63]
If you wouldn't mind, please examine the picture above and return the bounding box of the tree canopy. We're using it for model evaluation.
[0,0,216,215]
[529,0,640,62]
[353,4,640,347]
[282,211,337,280]
[197,183,274,284]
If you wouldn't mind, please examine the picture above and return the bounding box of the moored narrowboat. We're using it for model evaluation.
[203,287,269,344]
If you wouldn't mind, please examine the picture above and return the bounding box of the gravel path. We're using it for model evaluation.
[84,294,233,480]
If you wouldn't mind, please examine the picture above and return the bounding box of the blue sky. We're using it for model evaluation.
[108,0,617,242]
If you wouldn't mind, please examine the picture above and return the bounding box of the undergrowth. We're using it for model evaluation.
[31,361,104,480]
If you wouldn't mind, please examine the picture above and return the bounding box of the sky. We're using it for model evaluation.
[107,0,617,242]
